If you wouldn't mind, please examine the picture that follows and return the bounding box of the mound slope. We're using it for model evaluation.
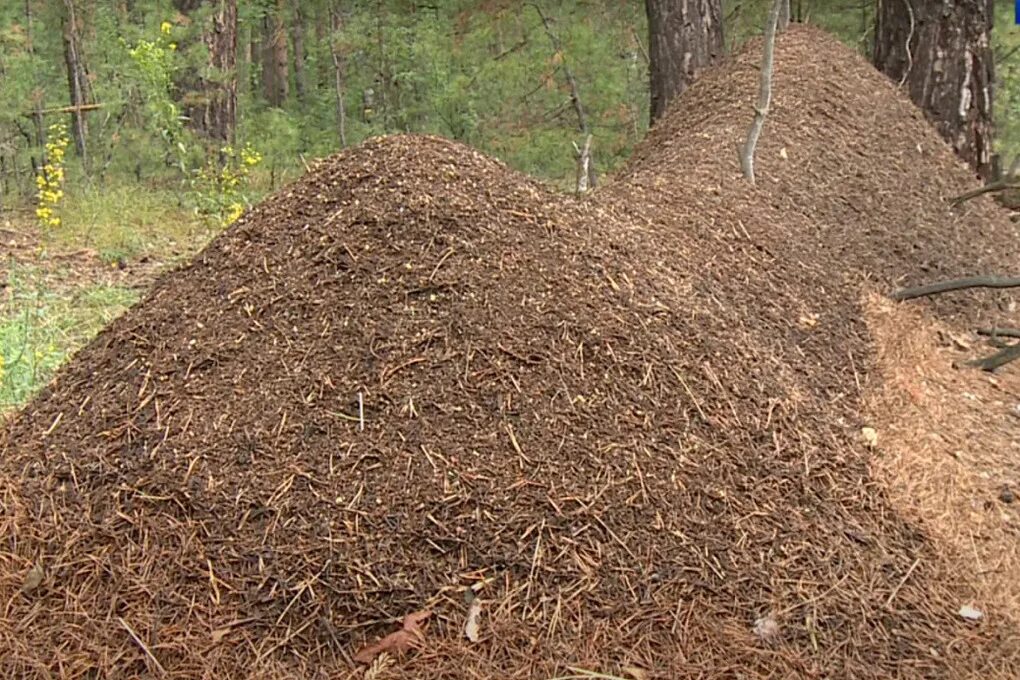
[2,27,1019,679]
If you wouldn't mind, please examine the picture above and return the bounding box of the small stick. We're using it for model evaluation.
[118,617,167,677]
[884,557,921,607]
[976,328,1020,339]
[357,392,364,431]
[890,275,1020,301]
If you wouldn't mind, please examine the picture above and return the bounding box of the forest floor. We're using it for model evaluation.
[0,211,205,414]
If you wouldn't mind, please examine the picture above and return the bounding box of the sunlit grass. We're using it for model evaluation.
[0,262,138,414]
[54,182,210,265]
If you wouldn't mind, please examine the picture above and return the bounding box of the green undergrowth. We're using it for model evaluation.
[55,182,215,265]
[0,262,138,414]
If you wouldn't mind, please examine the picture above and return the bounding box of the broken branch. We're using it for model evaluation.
[890,276,1020,301]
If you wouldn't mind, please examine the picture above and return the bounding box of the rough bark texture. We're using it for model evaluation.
[291,0,306,102]
[645,0,724,123]
[262,0,289,107]
[62,0,90,167]
[330,2,348,147]
[874,0,994,179]
[173,0,238,144]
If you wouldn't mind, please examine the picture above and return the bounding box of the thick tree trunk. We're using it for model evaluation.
[645,0,725,123]
[172,0,237,144]
[262,0,289,107]
[874,0,994,179]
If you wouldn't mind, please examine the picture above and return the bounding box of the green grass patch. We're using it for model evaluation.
[53,182,210,265]
[0,263,138,414]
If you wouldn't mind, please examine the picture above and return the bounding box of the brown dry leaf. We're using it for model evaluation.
[354,610,432,664]
[21,562,44,593]
[623,666,650,680]
[464,598,482,642]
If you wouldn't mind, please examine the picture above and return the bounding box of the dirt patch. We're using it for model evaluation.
[2,27,1020,680]
[865,293,1020,621]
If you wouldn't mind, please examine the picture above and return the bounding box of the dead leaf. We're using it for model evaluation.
[860,427,878,448]
[779,147,789,160]
[623,666,650,680]
[21,562,44,593]
[354,609,432,664]
[464,598,482,642]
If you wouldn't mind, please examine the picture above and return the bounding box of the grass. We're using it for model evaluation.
[0,255,139,415]
[55,181,212,265]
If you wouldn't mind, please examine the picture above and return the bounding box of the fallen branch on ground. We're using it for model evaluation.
[890,276,1020,301]
[949,180,1020,207]
[976,328,1020,339]
[966,342,1020,372]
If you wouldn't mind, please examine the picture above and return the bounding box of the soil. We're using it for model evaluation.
[1,26,1019,679]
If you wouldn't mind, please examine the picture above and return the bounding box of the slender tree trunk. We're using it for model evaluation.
[874,0,994,179]
[262,0,289,107]
[330,3,348,147]
[291,0,307,102]
[645,0,725,123]
[25,0,33,53]
[62,0,90,169]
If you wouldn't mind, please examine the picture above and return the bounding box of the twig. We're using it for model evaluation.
[357,392,364,431]
[118,616,167,677]
[890,276,1020,301]
[884,557,920,607]
[976,328,1020,339]
[949,180,1020,207]
[739,0,783,184]
[898,0,915,88]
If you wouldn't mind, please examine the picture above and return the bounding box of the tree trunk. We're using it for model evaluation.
[874,0,994,179]
[291,0,307,102]
[173,0,237,144]
[262,0,289,107]
[645,0,725,124]
[62,0,90,169]
[330,2,348,147]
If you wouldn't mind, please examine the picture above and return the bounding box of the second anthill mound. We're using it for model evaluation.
[2,27,1020,680]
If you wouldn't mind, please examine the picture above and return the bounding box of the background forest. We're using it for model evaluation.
[0,0,1018,411]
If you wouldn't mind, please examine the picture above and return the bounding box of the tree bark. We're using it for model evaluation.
[173,0,237,144]
[62,0,90,169]
[291,0,307,102]
[262,0,289,107]
[739,0,783,185]
[645,0,725,124]
[874,0,994,179]
[330,2,348,147]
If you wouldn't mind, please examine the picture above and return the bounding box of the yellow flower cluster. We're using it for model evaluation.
[195,143,263,227]
[35,123,69,228]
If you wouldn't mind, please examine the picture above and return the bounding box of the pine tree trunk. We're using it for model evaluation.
[874,0,994,179]
[291,0,306,102]
[262,0,289,107]
[172,0,237,144]
[62,0,90,169]
[645,0,725,123]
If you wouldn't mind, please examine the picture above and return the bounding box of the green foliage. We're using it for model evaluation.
[0,263,137,413]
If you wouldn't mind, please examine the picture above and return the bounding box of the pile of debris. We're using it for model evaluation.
[2,26,1018,679]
